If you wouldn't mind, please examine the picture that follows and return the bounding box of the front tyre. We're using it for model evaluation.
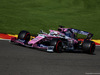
[18,30,30,42]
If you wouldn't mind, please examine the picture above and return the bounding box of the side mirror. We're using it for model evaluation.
[40,30,43,34]
[59,25,65,28]
[40,30,47,34]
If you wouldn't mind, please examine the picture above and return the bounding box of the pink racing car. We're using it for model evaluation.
[10,26,95,54]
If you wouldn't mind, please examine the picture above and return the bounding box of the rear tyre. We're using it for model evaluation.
[82,40,95,54]
[18,30,30,42]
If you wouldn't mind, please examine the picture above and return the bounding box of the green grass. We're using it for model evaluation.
[0,0,100,39]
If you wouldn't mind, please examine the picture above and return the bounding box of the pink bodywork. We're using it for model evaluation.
[28,36,44,45]
[28,30,62,45]
[28,30,78,45]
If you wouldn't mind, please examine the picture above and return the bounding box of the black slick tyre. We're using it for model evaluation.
[55,40,63,53]
[82,40,95,54]
[18,30,30,42]
[50,38,63,53]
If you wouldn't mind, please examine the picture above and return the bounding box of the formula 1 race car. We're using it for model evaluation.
[10,26,95,54]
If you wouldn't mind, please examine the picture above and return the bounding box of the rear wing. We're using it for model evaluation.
[71,28,93,39]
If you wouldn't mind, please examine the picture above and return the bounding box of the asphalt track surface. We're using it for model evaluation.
[0,40,100,75]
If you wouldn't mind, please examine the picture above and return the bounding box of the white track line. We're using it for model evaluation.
[96,45,100,46]
[0,39,10,41]
[85,72,100,75]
